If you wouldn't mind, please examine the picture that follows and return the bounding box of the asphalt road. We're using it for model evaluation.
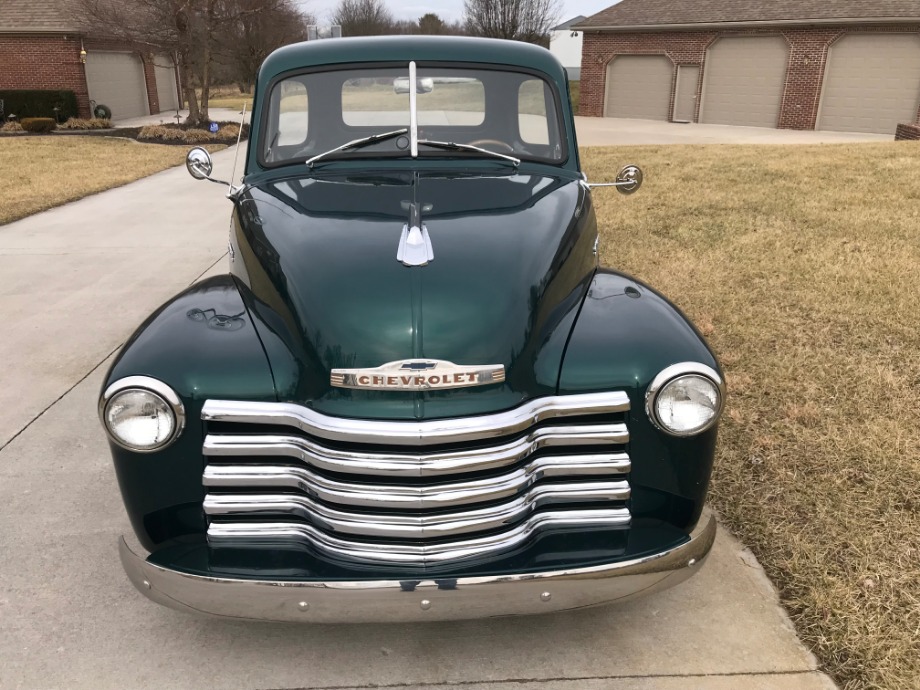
[0,147,835,690]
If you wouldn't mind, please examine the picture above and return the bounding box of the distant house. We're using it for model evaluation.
[575,0,920,135]
[0,0,180,120]
[549,16,586,80]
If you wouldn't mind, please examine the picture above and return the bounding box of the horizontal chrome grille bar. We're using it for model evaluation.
[207,508,632,564]
[203,453,631,509]
[205,481,630,539]
[204,424,628,478]
[202,391,630,446]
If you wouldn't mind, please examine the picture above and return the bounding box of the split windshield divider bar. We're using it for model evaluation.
[409,61,419,158]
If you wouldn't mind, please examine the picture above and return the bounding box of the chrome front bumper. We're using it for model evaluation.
[119,509,716,623]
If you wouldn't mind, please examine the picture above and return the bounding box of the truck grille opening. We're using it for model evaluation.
[200,392,632,566]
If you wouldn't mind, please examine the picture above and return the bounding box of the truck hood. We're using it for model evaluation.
[233,169,597,420]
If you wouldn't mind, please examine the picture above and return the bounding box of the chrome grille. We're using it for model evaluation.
[201,392,632,565]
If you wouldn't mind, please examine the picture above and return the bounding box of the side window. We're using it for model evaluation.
[518,79,550,145]
[275,80,309,147]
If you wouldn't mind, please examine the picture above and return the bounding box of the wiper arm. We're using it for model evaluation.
[418,140,520,167]
[305,128,409,168]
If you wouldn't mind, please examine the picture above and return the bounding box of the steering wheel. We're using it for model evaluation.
[468,138,515,153]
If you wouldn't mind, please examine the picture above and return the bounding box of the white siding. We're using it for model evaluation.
[550,30,584,80]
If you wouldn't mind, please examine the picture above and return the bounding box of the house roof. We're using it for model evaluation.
[552,16,587,32]
[576,0,920,30]
[0,0,89,33]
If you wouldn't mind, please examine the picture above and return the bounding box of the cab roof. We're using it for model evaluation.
[258,35,568,86]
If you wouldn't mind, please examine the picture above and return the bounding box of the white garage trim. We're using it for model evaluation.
[700,36,790,128]
[85,51,149,120]
[817,33,920,135]
[154,54,180,112]
[604,55,674,120]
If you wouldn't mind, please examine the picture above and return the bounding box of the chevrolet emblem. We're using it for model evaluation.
[331,359,505,391]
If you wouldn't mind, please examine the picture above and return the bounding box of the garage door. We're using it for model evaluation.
[154,55,179,112]
[85,52,149,120]
[701,37,789,127]
[818,34,920,134]
[604,55,673,120]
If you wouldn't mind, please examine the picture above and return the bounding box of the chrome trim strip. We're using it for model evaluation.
[203,424,628,477]
[120,509,717,623]
[203,453,631,509]
[645,362,725,437]
[207,508,632,563]
[201,391,630,446]
[205,481,630,539]
[98,375,186,453]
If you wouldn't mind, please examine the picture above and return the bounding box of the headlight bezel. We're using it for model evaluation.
[98,376,186,453]
[645,363,725,437]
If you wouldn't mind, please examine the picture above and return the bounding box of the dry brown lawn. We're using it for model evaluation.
[0,137,226,225]
[585,143,920,690]
[191,85,252,112]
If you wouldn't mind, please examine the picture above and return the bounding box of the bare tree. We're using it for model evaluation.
[463,0,561,44]
[331,0,393,36]
[79,0,306,124]
[218,0,311,93]
[78,0,205,123]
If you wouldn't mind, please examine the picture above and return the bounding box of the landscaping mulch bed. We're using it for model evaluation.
[0,122,249,146]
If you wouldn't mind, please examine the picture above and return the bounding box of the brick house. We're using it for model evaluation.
[575,0,920,135]
[0,0,181,120]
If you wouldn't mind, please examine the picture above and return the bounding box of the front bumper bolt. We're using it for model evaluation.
[540,591,552,602]
[142,580,151,590]
[420,599,431,611]
[298,601,310,611]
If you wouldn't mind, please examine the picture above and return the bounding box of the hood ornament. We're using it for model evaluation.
[331,359,505,391]
[397,224,434,266]
[397,198,434,266]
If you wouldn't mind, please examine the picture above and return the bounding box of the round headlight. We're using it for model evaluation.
[646,364,724,437]
[100,377,185,452]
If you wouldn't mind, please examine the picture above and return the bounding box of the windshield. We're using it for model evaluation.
[260,65,565,167]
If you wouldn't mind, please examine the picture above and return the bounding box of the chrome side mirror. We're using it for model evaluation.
[186,147,213,180]
[586,164,644,195]
[186,146,233,190]
[614,164,643,195]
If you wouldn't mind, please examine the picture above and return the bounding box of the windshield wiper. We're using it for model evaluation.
[418,140,520,167]
[305,128,409,168]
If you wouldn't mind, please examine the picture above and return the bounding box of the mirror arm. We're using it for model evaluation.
[587,181,642,189]
[200,174,233,188]
[585,164,644,195]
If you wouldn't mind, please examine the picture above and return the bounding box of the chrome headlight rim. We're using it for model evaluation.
[645,362,725,437]
[99,376,186,453]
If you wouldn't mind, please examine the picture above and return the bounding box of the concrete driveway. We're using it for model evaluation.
[0,148,835,690]
[575,116,892,146]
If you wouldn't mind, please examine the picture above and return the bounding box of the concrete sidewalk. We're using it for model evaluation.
[0,149,836,690]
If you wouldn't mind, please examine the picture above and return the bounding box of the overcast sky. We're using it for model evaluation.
[298,0,615,25]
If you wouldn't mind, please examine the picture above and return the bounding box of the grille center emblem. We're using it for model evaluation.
[331,359,505,391]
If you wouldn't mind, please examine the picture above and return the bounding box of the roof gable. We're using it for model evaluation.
[578,0,920,29]
[552,16,588,31]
